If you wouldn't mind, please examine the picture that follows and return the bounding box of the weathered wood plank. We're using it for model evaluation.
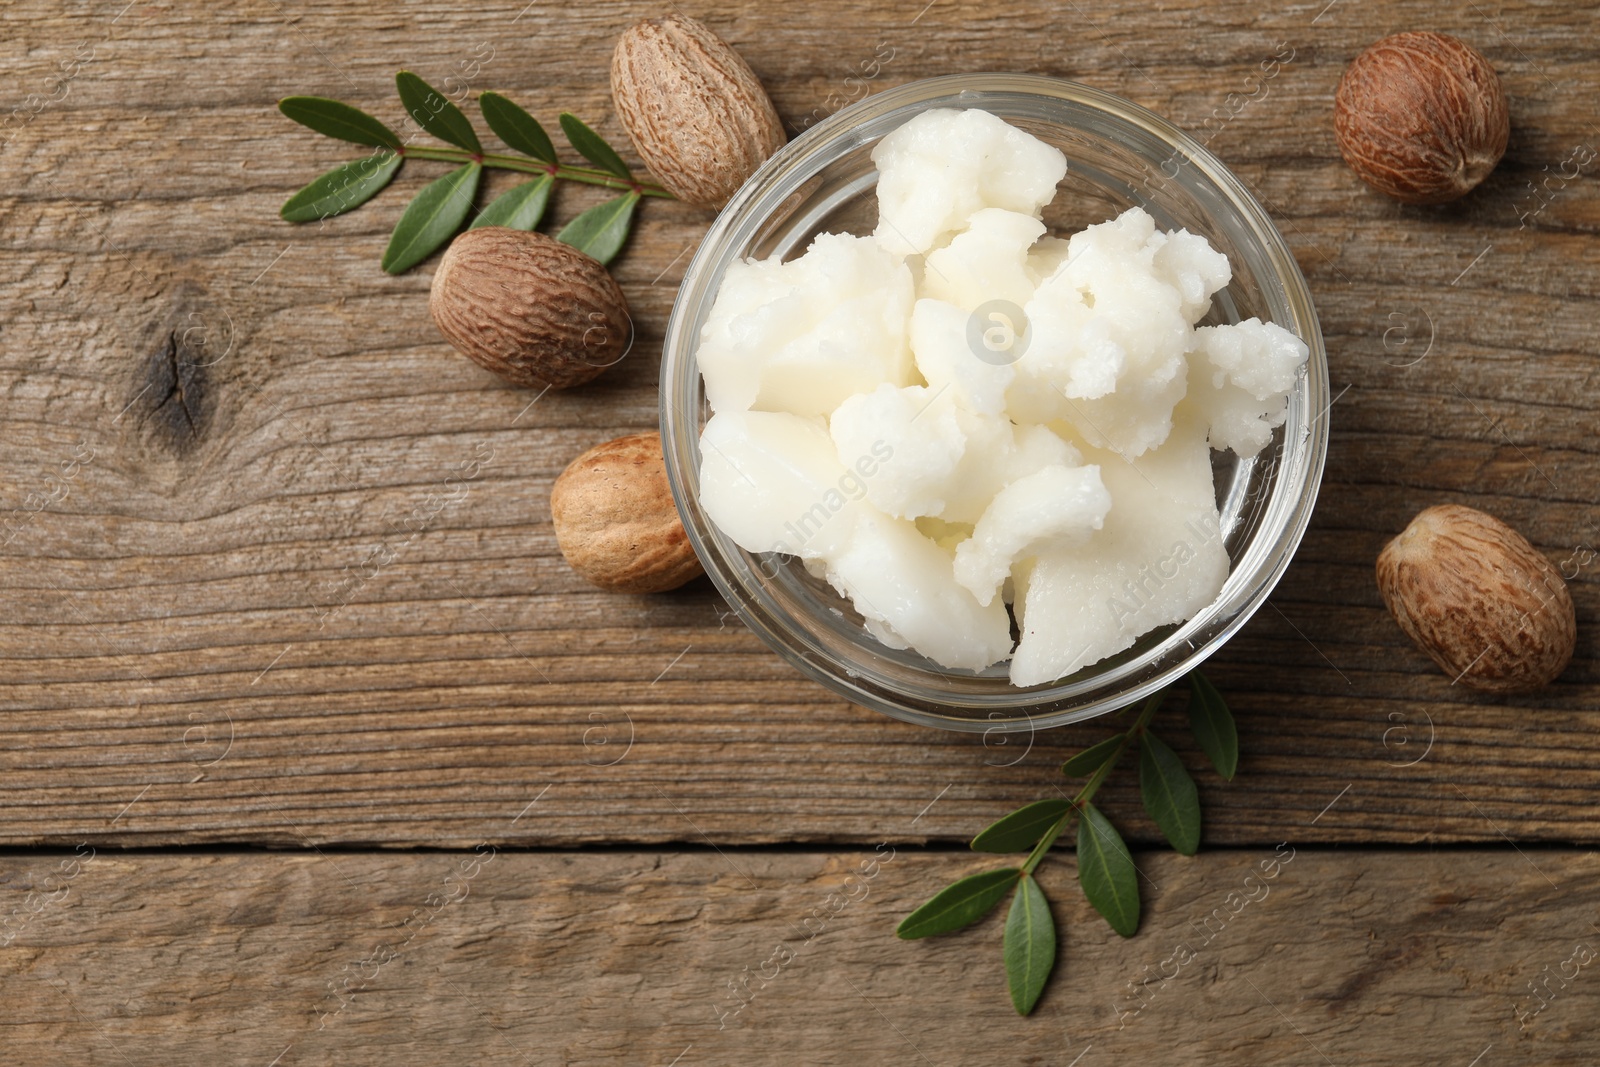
[2,848,1597,1064]
[2,0,1599,847]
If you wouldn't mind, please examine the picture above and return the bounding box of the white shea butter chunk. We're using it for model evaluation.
[1010,410,1229,686]
[1027,235,1074,285]
[921,208,1045,312]
[1188,317,1309,456]
[696,232,915,417]
[699,410,870,560]
[830,383,964,520]
[872,108,1066,257]
[1011,207,1194,455]
[954,463,1112,607]
[909,298,1015,416]
[824,511,1014,672]
[1152,227,1233,323]
[939,420,1081,525]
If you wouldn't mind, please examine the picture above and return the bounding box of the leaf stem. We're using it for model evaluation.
[1022,687,1168,876]
[1021,820,1064,875]
[1082,688,1165,797]
[397,144,675,197]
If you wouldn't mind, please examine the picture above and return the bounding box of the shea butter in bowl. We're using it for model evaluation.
[659,74,1329,733]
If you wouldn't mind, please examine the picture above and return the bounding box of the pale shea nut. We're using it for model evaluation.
[1376,504,1575,692]
[552,431,704,594]
[610,14,785,208]
[1335,31,1509,204]
[429,227,630,390]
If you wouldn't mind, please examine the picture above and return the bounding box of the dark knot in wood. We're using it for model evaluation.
[138,316,217,450]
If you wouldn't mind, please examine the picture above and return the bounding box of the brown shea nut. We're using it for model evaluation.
[1375,504,1575,692]
[610,14,786,209]
[429,227,630,389]
[551,431,704,594]
[1335,31,1510,204]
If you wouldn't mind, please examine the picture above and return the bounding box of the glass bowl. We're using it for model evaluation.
[659,73,1328,734]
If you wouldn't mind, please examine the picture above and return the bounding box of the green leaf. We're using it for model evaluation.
[471,175,552,230]
[395,70,482,154]
[1076,802,1139,937]
[559,112,632,180]
[556,191,639,265]
[897,868,1020,940]
[1003,873,1056,1016]
[280,151,402,223]
[1188,671,1239,781]
[1139,731,1202,855]
[971,799,1072,854]
[479,92,556,164]
[1061,734,1126,778]
[381,163,481,275]
[279,97,402,150]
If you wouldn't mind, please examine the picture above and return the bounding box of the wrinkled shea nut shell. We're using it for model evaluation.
[429,227,630,389]
[551,431,704,594]
[1335,31,1510,205]
[1376,504,1575,692]
[610,14,786,209]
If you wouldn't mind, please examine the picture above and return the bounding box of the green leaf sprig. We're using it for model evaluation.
[897,670,1238,1017]
[278,72,672,273]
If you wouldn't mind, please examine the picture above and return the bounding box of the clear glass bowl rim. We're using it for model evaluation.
[659,73,1330,734]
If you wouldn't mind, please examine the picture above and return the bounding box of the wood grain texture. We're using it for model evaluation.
[2,0,1600,847]
[3,847,1599,1064]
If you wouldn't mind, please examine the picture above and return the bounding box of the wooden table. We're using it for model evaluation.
[3,0,1597,1061]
